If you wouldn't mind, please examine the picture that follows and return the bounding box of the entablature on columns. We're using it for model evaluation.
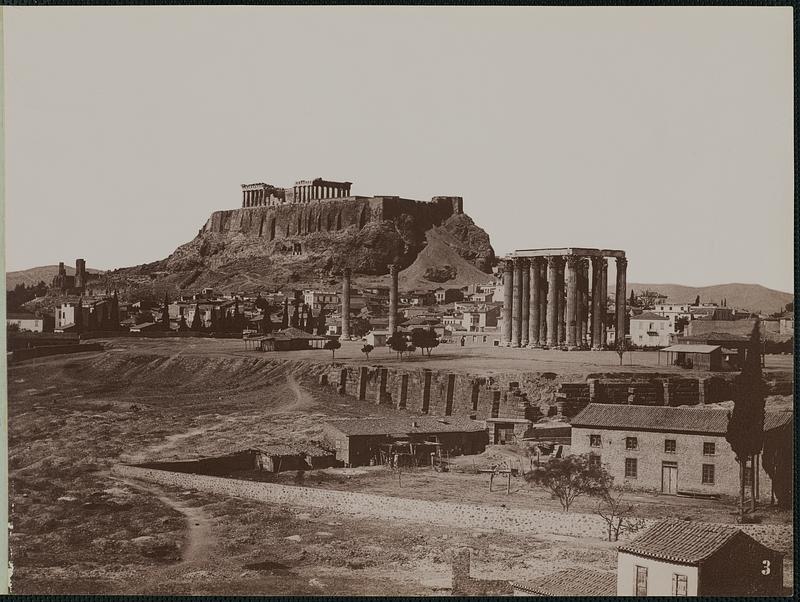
[505,247,626,260]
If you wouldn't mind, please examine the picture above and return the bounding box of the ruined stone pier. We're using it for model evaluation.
[500,248,627,350]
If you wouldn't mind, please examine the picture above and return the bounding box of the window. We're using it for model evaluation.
[625,458,638,479]
[635,566,648,596]
[589,454,601,468]
[703,442,716,456]
[590,434,602,447]
[672,574,688,596]
[702,464,715,485]
[664,439,676,453]
[626,437,638,450]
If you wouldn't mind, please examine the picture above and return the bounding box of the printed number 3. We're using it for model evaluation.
[761,560,771,575]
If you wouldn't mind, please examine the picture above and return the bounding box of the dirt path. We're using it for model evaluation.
[280,373,316,413]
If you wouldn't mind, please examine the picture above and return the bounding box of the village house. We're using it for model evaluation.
[658,344,723,370]
[302,289,340,311]
[617,519,784,596]
[6,312,45,333]
[570,404,792,498]
[434,287,463,304]
[55,298,114,332]
[629,312,671,347]
[461,305,500,332]
[653,301,692,332]
[322,416,488,467]
[512,568,616,596]
[243,327,327,351]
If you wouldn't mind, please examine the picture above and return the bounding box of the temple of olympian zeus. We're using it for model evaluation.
[500,248,628,350]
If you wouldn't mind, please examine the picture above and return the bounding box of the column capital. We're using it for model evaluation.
[565,255,580,268]
[616,256,628,268]
[388,264,399,276]
[531,256,545,267]
[512,257,528,268]
[503,259,515,273]
[343,267,351,277]
[547,255,564,267]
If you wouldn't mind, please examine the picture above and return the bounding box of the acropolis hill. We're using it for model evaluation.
[103,177,496,295]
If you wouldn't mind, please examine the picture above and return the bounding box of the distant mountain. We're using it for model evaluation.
[6,264,104,290]
[626,282,792,315]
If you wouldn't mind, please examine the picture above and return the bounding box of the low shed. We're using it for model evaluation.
[323,416,488,467]
[658,344,722,371]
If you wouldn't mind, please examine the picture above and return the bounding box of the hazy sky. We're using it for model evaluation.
[3,6,793,291]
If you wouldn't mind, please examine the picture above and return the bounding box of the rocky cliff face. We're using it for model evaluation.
[102,199,496,295]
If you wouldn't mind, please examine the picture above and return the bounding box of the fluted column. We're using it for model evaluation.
[529,258,542,347]
[591,256,603,349]
[565,256,579,349]
[579,260,589,348]
[546,256,560,347]
[615,257,628,346]
[600,259,608,348]
[341,268,351,339]
[520,259,530,347]
[511,258,523,347]
[538,260,547,344]
[501,260,514,346]
[556,259,566,346]
[388,264,399,337]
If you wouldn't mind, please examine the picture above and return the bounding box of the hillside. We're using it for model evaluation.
[6,265,103,290]
[92,205,495,298]
[627,282,792,314]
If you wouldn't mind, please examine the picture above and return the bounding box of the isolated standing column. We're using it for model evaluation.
[615,257,628,346]
[591,256,603,349]
[511,259,523,347]
[341,268,351,339]
[501,260,514,346]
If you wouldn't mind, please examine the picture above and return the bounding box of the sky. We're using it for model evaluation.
[2,6,794,291]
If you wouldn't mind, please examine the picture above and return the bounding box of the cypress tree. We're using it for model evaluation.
[75,298,84,333]
[161,294,171,330]
[110,290,120,330]
[190,303,203,331]
[291,302,300,328]
[281,299,289,329]
[725,320,766,518]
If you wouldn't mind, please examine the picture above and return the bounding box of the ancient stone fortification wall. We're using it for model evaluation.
[201,196,460,240]
[113,464,791,553]
[323,364,562,420]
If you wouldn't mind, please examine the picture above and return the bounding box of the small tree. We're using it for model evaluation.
[595,490,647,541]
[411,328,440,357]
[325,338,341,360]
[388,334,414,360]
[361,344,374,360]
[524,454,612,512]
[190,303,203,331]
[675,316,690,334]
[615,339,628,366]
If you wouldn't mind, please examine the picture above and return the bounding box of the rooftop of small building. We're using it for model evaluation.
[512,568,616,596]
[618,519,775,565]
[631,311,670,321]
[660,344,721,353]
[572,403,792,435]
[7,312,40,320]
[324,416,486,436]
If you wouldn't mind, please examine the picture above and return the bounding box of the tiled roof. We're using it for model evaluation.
[512,569,616,596]
[618,519,745,564]
[325,416,486,436]
[631,312,670,321]
[7,312,39,320]
[661,344,720,353]
[573,404,791,435]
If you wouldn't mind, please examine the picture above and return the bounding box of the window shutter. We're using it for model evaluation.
[672,574,677,595]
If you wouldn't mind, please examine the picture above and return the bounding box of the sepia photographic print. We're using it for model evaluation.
[1,5,794,597]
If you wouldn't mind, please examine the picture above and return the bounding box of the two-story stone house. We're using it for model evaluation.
[571,404,792,498]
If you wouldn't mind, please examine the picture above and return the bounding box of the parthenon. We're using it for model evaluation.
[500,248,627,350]
[241,178,352,208]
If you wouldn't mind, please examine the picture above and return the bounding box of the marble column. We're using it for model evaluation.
[528,258,542,347]
[520,259,530,347]
[615,257,628,346]
[500,260,514,346]
[546,256,560,347]
[556,259,566,346]
[600,259,608,348]
[580,260,589,348]
[341,268,351,339]
[591,256,603,349]
[565,256,579,349]
[389,264,399,337]
[242,190,247,206]
[511,258,523,347]
[538,260,547,344]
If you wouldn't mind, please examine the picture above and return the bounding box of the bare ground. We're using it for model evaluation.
[7,340,794,594]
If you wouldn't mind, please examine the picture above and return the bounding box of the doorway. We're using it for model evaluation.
[662,461,678,494]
